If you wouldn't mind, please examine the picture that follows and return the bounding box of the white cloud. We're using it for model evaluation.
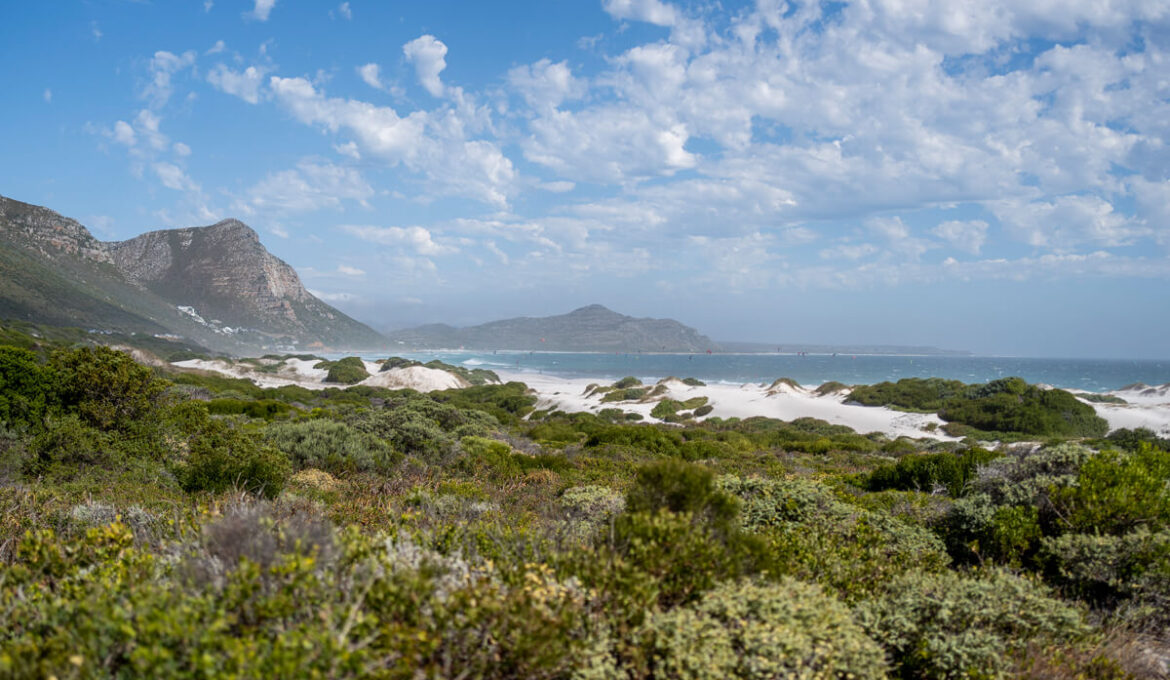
[207,64,268,104]
[111,120,136,146]
[134,109,168,151]
[992,196,1144,249]
[341,224,455,255]
[172,142,191,157]
[403,35,448,97]
[337,264,365,276]
[153,162,201,192]
[204,0,213,12]
[241,159,374,215]
[91,21,102,41]
[333,141,361,159]
[357,63,384,90]
[601,0,678,27]
[337,2,352,19]
[43,88,51,103]
[249,0,276,21]
[143,50,196,108]
[932,220,989,254]
[206,40,226,55]
[507,59,582,110]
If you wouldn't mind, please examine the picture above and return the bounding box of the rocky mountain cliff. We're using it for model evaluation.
[388,304,719,352]
[0,195,385,353]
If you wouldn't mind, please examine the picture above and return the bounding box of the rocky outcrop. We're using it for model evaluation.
[0,194,386,352]
[389,304,719,353]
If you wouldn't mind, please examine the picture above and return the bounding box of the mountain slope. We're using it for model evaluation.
[0,195,385,353]
[389,304,719,352]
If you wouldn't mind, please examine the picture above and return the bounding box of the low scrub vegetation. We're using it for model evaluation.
[0,325,1163,678]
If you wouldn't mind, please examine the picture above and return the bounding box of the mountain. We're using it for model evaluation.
[388,304,719,352]
[0,195,385,353]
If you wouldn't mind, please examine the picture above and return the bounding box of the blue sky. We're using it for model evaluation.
[2,0,1169,358]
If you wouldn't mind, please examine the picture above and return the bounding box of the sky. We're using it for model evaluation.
[2,0,1169,358]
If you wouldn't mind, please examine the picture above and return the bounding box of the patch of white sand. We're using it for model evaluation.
[172,358,471,393]
[362,366,469,391]
[502,371,955,440]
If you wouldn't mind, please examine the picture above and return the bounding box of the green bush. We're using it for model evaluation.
[23,414,110,474]
[939,379,1108,438]
[647,579,886,679]
[867,447,1001,497]
[625,459,738,534]
[457,435,569,479]
[614,376,642,389]
[1048,445,1170,535]
[859,568,1088,678]
[319,356,369,384]
[264,419,400,474]
[585,425,683,456]
[50,345,171,432]
[849,377,967,411]
[692,404,713,417]
[207,398,292,420]
[0,346,51,430]
[178,421,291,498]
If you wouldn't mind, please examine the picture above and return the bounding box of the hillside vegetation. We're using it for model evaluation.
[0,327,1167,678]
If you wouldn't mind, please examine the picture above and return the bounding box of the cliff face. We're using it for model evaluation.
[389,304,719,353]
[0,195,385,352]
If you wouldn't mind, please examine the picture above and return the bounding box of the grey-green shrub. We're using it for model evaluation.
[859,568,1088,678]
[647,578,886,679]
[264,419,400,474]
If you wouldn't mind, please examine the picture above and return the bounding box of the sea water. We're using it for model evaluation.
[351,350,1170,393]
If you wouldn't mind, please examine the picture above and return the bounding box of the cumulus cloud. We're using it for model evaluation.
[507,59,582,110]
[337,2,351,20]
[337,265,365,276]
[143,50,196,108]
[153,162,200,192]
[357,63,384,90]
[241,159,374,215]
[207,64,268,104]
[341,224,455,255]
[249,0,276,21]
[932,220,989,254]
[403,35,448,97]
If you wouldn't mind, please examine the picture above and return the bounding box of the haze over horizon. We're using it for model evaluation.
[3,0,1169,359]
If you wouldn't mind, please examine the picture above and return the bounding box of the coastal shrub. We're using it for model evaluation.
[601,387,650,403]
[814,380,849,396]
[585,425,683,456]
[178,420,290,498]
[1105,427,1170,452]
[650,399,682,419]
[614,376,642,389]
[319,356,369,384]
[681,377,705,387]
[50,345,170,432]
[848,377,967,411]
[350,397,497,462]
[0,346,51,430]
[430,382,536,424]
[1047,445,1170,535]
[1040,529,1170,626]
[646,579,887,680]
[457,435,569,480]
[859,568,1089,678]
[625,459,738,532]
[939,378,1108,437]
[264,419,400,474]
[560,485,625,523]
[866,447,1001,497]
[207,397,292,420]
[692,404,713,417]
[23,414,110,474]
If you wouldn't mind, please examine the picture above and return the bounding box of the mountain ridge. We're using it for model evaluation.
[0,194,385,353]
[388,304,719,352]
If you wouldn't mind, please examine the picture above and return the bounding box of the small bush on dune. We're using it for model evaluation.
[318,356,369,384]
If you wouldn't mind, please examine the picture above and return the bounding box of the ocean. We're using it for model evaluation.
[352,350,1170,393]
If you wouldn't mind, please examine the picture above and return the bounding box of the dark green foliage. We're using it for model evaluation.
[600,387,650,402]
[681,377,705,387]
[614,376,642,389]
[625,459,739,534]
[207,398,292,420]
[264,419,400,474]
[1105,427,1170,452]
[1048,445,1170,535]
[350,396,498,462]
[318,356,369,384]
[50,345,171,432]
[866,447,1001,496]
[23,414,111,474]
[585,424,684,456]
[457,436,569,480]
[814,380,849,396]
[939,377,1108,437]
[0,346,50,429]
[178,420,290,498]
[849,377,967,411]
[430,382,535,425]
[692,404,713,417]
[1076,392,1126,404]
